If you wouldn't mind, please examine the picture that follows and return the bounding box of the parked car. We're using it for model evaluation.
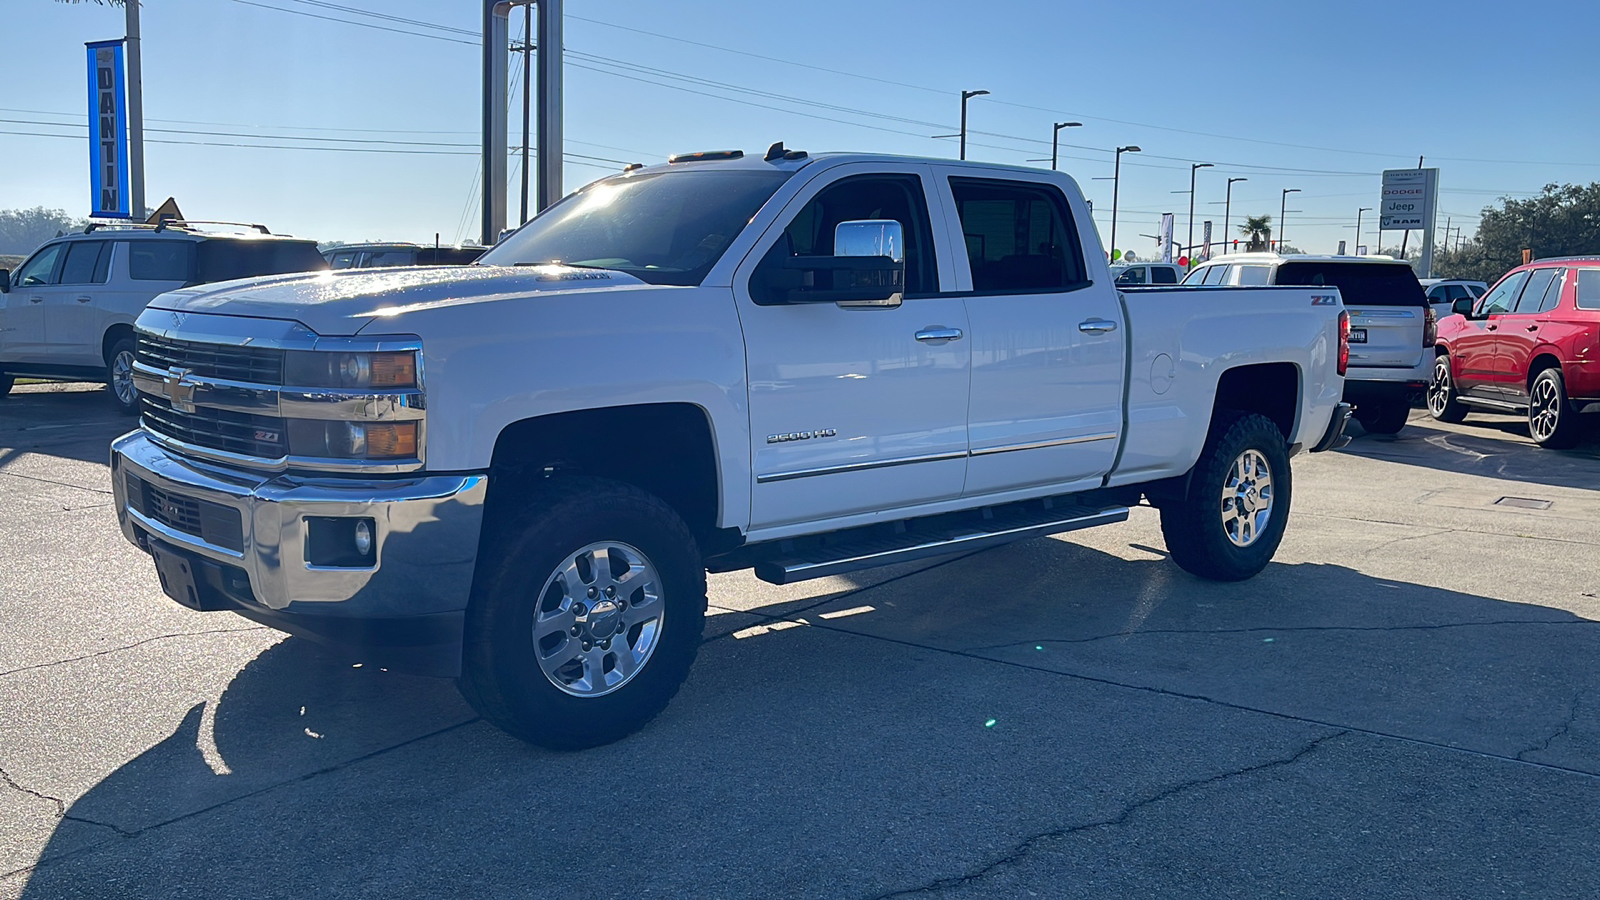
[1111,262,1183,285]
[1184,253,1433,434]
[323,242,483,269]
[0,221,327,412]
[113,148,1351,749]
[1421,278,1487,319]
[1429,258,1600,447]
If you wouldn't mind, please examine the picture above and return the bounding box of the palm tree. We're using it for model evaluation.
[1240,214,1272,252]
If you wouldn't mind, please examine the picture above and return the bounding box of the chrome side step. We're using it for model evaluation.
[753,504,1130,585]
[1458,395,1525,412]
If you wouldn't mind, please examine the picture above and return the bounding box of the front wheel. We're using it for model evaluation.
[1529,367,1581,449]
[1426,354,1469,423]
[106,337,139,415]
[1160,411,1292,582]
[459,477,707,749]
[1354,397,1410,435]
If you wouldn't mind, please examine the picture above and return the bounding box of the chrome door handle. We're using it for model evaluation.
[1486,324,1498,331]
[1079,318,1118,334]
[1526,324,1539,332]
[915,327,963,343]
[75,296,93,303]
[28,296,43,303]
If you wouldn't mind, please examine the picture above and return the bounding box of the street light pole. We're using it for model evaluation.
[1224,177,1247,257]
[1187,162,1213,263]
[1355,207,1371,255]
[1280,188,1301,252]
[1110,145,1141,262]
[959,89,989,161]
[1051,121,1082,171]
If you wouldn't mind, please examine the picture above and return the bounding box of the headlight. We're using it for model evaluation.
[285,350,417,389]
[287,420,419,460]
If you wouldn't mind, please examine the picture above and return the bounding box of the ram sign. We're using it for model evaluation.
[1379,168,1438,231]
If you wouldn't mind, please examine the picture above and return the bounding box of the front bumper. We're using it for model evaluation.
[112,430,486,675]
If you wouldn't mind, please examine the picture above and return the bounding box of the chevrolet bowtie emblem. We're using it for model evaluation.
[165,367,197,413]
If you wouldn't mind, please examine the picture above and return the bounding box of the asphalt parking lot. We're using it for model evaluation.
[3,383,1600,899]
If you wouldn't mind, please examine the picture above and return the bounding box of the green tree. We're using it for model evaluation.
[0,208,88,255]
[1434,183,1600,284]
[1239,214,1272,251]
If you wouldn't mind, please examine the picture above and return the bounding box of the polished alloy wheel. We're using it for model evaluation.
[1427,356,1452,417]
[1530,375,1562,442]
[1220,449,1274,548]
[530,541,664,698]
[112,349,138,406]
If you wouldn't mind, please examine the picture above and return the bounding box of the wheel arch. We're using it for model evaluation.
[1211,361,1300,442]
[1527,351,1564,391]
[102,322,135,363]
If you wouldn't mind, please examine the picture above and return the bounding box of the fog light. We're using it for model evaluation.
[354,519,373,556]
[305,516,378,568]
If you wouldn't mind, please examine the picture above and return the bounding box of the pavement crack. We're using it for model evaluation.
[1518,691,1585,761]
[1302,511,1600,547]
[0,470,113,495]
[0,627,271,679]
[0,764,66,817]
[963,618,1599,652]
[867,731,1348,898]
[1360,527,1457,554]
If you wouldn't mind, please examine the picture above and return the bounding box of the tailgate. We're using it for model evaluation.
[1346,306,1423,369]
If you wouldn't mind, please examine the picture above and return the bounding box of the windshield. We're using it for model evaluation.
[1273,261,1427,307]
[478,168,791,286]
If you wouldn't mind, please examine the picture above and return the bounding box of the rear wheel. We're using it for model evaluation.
[1426,354,1469,423]
[1160,411,1292,582]
[459,477,706,749]
[1529,367,1580,449]
[1355,397,1410,435]
[106,337,139,415]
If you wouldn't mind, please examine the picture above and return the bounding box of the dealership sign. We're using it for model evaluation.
[86,40,130,219]
[1379,168,1438,231]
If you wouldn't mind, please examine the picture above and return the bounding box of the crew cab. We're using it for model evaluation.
[111,148,1351,749]
[1428,258,1600,447]
[1184,253,1435,434]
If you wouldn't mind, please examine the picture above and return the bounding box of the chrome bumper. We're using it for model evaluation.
[111,430,486,617]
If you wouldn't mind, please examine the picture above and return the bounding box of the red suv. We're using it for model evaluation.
[1429,258,1600,447]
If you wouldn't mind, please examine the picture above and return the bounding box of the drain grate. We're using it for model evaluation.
[1495,496,1553,510]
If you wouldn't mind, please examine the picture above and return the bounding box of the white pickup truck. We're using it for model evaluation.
[112,147,1352,748]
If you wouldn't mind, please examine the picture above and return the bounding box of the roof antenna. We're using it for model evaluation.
[764,141,786,162]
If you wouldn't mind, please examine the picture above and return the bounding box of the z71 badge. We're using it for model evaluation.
[767,428,838,444]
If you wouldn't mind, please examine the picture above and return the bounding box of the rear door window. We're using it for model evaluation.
[1512,268,1559,313]
[59,241,110,285]
[363,249,418,268]
[1151,266,1179,284]
[195,240,329,284]
[1115,267,1146,285]
[328,251,359,269]
[1272,261,1426,306]
[128,241,195,281]
[950,177,1086,293]
[1536,269,1567,313]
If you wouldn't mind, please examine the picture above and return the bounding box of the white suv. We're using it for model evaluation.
[0,223,326,412]
[1183,253,1435,434]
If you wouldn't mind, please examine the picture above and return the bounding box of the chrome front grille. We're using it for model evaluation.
[141,394,287,459]
[137,333,284,384]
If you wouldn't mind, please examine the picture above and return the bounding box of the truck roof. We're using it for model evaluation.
[1199,252,1405,266]
[633,148,1074,181]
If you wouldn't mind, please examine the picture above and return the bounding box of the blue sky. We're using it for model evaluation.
[2,0,1594,258]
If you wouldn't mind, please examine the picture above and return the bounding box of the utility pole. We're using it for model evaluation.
[1355,207,1371,255]
[1110,146,1141,262]
[1280,188,1300,253]
[1187,162,1212,264]
[1224,177,1246,258]
[958,89,989,161]
[125,0,145,218]
[518,3,531,225]
[1050,121,1082,171]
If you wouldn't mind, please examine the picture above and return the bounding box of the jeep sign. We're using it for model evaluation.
[1379,168,1438,231]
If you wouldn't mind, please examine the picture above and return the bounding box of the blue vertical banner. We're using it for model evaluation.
[86,40,131,219]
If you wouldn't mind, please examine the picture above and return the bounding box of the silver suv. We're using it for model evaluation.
[0,222,327,412]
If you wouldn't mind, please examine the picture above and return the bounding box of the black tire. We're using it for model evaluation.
[1529,367,1581,449]
[105,336,140,415]
[1426,353,1468,423]
[1160,411,1292,582]
[459,476,706,749]
[1354,398,1409,435]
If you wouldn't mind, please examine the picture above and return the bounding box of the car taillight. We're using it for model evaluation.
[1337,310,1350,377]
[1423,305,1437,348]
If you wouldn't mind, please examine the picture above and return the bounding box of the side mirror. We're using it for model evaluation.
[0,269,9,293]
[755,219,906,307]
[1451,297,1474,317]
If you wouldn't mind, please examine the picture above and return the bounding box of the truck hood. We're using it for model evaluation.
[146,265,656,335]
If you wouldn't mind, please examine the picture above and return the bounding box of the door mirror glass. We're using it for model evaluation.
[1451,296,1474,317]
[0,269,9,293]
[833,219,904,262]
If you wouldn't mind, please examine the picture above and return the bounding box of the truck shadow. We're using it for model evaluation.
[1341,413,1600,492]
[0,385,132,473]
[18,536,1600,897]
